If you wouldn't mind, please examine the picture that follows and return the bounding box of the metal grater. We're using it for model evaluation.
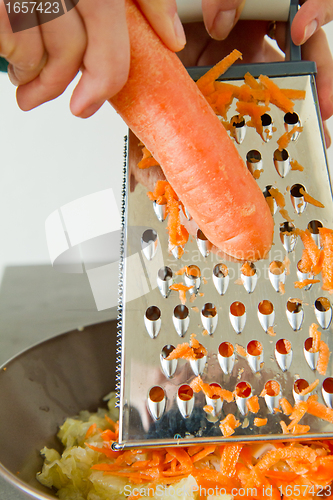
[114,5,333,450]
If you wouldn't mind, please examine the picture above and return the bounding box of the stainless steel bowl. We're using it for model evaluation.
[0,320,117,499]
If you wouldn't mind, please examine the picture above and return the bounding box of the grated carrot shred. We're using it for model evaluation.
[307,398,333,423]
[219,414,240,437]
[309,323,321,352]
[166,334,207,361]
[147,181,189,249]
[319,228,333,292]
[299,187,325,208]
[317,340,330,375]
[268,187,285,208]
[254,418,267,427]
[290,158,304,171]
[220,444,243,477]
[246,395,260,414]
[277,126,303,151]
[196,49,242,95]
[294,278,320,288]
[259,75,295,113]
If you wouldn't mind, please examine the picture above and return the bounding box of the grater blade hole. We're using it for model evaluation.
[149,386,165,403]
[161,344,175,359]
[213,263,228,278]
[304,337,315,352]
[246,150,262,177]
[247,340,263,356]
[246,150,261,163]
[323,378,333,394]
[284,112,299,126]
[258,300,274,315]
[290,183,306,214]
[219,341,234,358]
[209,383,222,399]
[142,228,157,245]
[280,221,297,252]
[294,378,309,394]
[287,299,302,313]
[174,304,189,320]
[235,381,252,398]
[230,301,245,316]
[263,185,278,215]
[141,229,158,260]
[290,183,305,197]
[286,299,304,330]
[158,266,173,281]
[241,262,256,276]
[202,302,217,318]
[197,229,208,241]
[178,384,193,401]
[197,229,212,257]
[308,220,323,235]
[186,265,201,279]
[264,380,280,397]
[261,113,272,127]
[276,338,292,355]
[231,114,245,128]
[269,260,285,275]
[274,149,289,162]
[315,296,331,312]
[274,149,290,177]
[145,306,161,321]
[231,115,246,144]
[241,262,257,293]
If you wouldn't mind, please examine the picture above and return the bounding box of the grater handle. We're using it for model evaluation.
[177,0,291,24]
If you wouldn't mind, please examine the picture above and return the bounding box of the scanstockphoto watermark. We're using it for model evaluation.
[4,0,80,32]
[122,484,276,498]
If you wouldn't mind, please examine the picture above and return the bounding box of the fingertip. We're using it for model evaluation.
[172,12,186,51]
[71,100,104,119]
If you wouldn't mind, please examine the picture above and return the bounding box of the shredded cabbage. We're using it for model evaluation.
[37,394,228,500]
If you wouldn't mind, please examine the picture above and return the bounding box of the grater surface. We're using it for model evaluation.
[115,71,333,450]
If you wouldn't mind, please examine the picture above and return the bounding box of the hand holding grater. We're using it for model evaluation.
[114,0,333,450]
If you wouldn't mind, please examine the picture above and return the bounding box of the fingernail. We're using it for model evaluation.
[7,64,19,86]
[77,101,103,119]
[210,9,236,40]
[173,13,186,48]
[302,19,318,44]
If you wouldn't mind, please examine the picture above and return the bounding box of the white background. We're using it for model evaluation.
[0,25,331,285]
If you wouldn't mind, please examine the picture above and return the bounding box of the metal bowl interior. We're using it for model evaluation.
[0,320,117,500]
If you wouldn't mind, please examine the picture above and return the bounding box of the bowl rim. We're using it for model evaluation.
[0,319,116,500]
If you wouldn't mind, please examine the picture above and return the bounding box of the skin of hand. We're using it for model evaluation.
[3,0,333,137]
[199,0,333,146]
[5,0,186,118]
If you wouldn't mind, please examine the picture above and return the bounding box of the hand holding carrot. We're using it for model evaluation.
[5,0,186,118]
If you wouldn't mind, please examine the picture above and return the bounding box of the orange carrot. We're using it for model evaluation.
[259,75,295,113]
[220,444,243,476]
[219,414,240,437]
[166,334,207,361]
[254,418,267,427]
[246,395,260,413]
[299,187,325,208]
[307,398,333,423]
[277,126,303,151]
[297,228,322,273]
[320,228,333,292]
[317,340,330,375]
[290,158,304,171]
[309,323,321,352]
[109,2,274,261]
[294,278,320,288]
[197,49,243,95]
